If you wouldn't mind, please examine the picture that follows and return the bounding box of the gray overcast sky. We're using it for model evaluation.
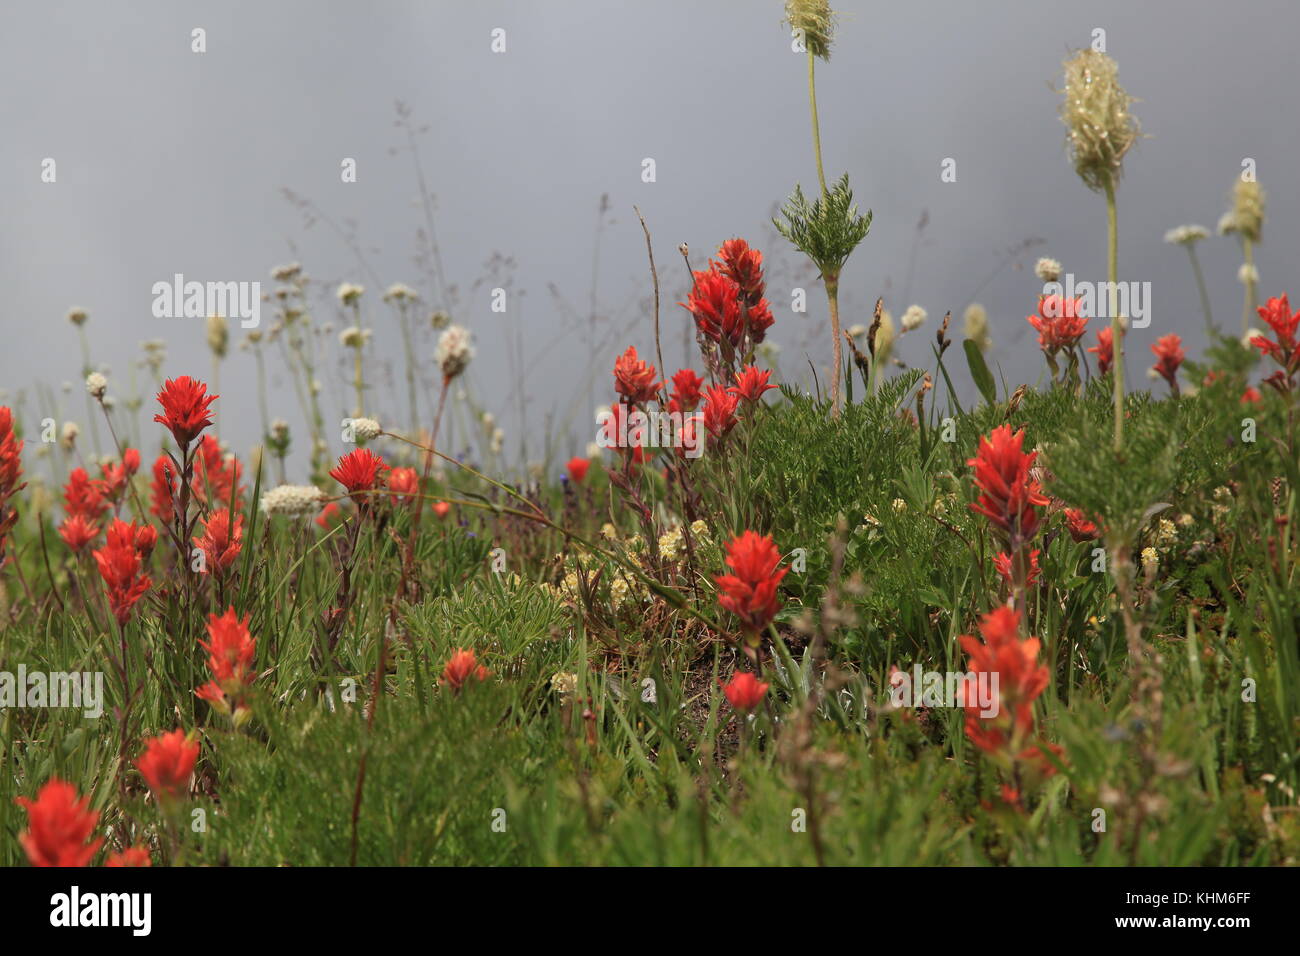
[4,0,1297,473]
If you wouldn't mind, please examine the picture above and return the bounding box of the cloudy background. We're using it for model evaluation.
[4,0,1296,475]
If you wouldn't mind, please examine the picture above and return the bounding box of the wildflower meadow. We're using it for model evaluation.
[0,0,1295,930]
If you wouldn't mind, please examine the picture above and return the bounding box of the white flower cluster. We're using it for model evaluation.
[350,417,382,441]
[1164,224,1209,245]
[260,484,325,517]
[436,325,475,381]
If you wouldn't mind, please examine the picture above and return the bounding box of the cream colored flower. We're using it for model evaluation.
[260,484,326,516]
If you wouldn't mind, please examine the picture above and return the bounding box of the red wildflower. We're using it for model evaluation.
[729,365,777,404]
[702,385,739,441]
[196,606,257,713]
[967,425,1048,546]
[15,778,104,867]
[721,670,770,713]
[123,447,141,475]
[1027,296,1088,353]
[993,549,1041,588]
[58,514,99,553]
[1253,294,1300,361]
[1241,386,1263,405]
[153,376,217,448]
[387,466,419,507]
[957,606,1049,754]
[669,369,704,412]
[194,508,243,573]
[0,407,23,565]
[440,648,490,691]
[330,448,387,503]
[315,501,342,529]
[1150,334,1185,393]
[105,846,152,867]
[192,435,243,509]
[432,500,451,519]
[104,517,154,558]
[715,530,788,637]
[613,346,663,404]
[566,457,590,482]
[1063,508,1100,543]
[149,454,177,522]
[716,238,766,301]
[1088,326,1114,375]
[63,467,109,523]
[682,269,745,346]
[744,298,775,344]
[92,527,151,626]
[134,730,199,802]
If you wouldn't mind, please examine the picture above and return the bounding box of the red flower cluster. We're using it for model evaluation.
[92,518,153,626]
[729,365,777,405]
[440,648,490,692]
[194,508,243,574]
[0,407,23,566]
[1063,508,1100,543]
[330,448,387,505]
[993,549,1041,588]
[668,369,704,413]
[134,729,199,802]
[613,346,663,404]
[957,606,1050,758]
[1027,296,1088,353]
[15,778,104,867]
[721,670,770,713]
[154,376,217,449]
[566,457,590,483]
[59,467,110,553]
[196,606,257,717]
[967,425,1047,546]
[148,454,178,523]
[702,385,739,442]
[1149,334,1185,395]
[680,239,774,354]
[1252,294,1300,393]
[1089,326,1114,376]
[192,435,244,510]
[715,530,787,640]
[387,466,419,508]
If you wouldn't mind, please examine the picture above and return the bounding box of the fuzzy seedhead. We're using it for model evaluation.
[784,0,836,60]
[1220,179,1265,243]
[1060,49,1140,193]
[773,173,871,279]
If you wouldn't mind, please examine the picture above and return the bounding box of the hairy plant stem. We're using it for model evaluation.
[1105,179,1124,452]
[825,275,843,413]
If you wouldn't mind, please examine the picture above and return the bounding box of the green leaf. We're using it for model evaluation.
[963,340,997,406]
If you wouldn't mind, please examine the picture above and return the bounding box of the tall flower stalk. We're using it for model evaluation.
[1060,49,1139,452]
[1219,178,1265,335]
[776,1,870,417]
[1164,226,1213,333]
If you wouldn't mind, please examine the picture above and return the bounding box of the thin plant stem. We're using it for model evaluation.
[807,49,828,197]
[1241,237,1257,335]
[1186,245,1214,335]
[1105,178,1124,452]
